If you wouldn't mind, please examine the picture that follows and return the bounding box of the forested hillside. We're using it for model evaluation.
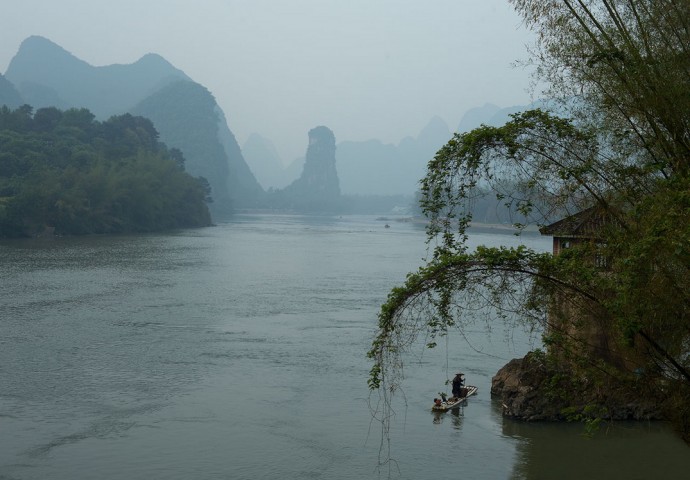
[131,80,264,212]
[0,74,23,109]
[0,105,211,237]
[4,36,263,215]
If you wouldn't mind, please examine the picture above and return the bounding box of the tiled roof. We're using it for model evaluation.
[539,207,608,238]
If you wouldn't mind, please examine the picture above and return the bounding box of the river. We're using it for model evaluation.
[1,214,688,479]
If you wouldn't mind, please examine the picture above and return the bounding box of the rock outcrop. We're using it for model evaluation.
[491,354,562,421]
[278,126,342,212]
[491,352,662,422]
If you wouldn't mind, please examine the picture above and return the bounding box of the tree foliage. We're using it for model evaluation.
[0,105,212,237]
[368,0,690,442]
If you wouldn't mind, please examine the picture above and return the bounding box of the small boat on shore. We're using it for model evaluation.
[431,386,478,411]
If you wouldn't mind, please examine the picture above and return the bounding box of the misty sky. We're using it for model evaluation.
[1,0,536,163]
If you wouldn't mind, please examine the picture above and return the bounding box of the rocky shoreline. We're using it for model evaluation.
[491,352,663,422]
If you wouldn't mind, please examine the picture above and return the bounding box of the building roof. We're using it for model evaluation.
[539,207,609,238]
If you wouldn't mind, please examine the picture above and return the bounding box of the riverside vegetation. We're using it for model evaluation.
[0,105,212,237]
[368,0,690,445]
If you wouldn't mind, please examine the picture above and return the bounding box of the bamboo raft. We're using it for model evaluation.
[431,386,478,411]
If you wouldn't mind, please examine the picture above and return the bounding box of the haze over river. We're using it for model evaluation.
[2,215,689,479]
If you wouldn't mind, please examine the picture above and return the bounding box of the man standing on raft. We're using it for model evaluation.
[452,372,466,399]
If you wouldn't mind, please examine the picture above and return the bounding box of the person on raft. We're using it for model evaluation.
[452,372,466,399]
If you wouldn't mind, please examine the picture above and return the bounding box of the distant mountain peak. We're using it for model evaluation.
[20,35,65,51]
[134,53,177,69]
[424,115,449,128]
[416,115,451,150]
[418,115,450,138]
[4,37,261,214]
[242,133,290,189]
[15,35,85,64]
[5,36,192,118]
[246,132,271,144]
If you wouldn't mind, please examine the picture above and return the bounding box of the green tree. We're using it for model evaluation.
[0,105,211,237]
[32,107,63,132]
[368,0,690,443]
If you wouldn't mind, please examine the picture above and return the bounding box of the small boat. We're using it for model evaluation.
[431,386,478,411]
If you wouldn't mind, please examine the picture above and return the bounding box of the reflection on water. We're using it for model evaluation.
[432,406,465,428]
[504,419,690,480]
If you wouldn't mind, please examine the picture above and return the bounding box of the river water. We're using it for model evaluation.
[1,214,688,479]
